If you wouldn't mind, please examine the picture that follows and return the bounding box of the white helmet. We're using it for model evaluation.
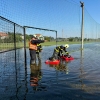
[33,34,37,39]
[64,44,69,48]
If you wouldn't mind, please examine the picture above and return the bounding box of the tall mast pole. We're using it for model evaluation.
[80,1,84,49]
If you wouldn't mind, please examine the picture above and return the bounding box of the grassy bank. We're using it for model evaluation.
[41,41,81,46]
[0,41,97,50]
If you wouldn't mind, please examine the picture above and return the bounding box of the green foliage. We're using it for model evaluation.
[44,36,54,41]
[2,32,23,43]
[15,34,22,42]
[27,35,32,40]
[68,37,74,41]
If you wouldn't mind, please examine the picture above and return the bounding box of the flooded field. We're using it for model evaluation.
[0,43,100,100]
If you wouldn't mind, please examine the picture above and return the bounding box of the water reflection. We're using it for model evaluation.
[79,50,86,90]
[30,60,47,92]
[30,60,42,90]
[48,60,70,74]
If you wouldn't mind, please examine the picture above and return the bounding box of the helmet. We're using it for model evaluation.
[64,44,69,48]
[60,45,63,49]
[32,35,37,39]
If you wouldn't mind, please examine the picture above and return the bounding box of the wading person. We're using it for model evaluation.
[29,35,44,64]
[36,43,43,61]
[59,44,70,57]
[49,44,70,61]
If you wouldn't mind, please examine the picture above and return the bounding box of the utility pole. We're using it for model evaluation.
[80,1,84,50]
[62,29,63,39]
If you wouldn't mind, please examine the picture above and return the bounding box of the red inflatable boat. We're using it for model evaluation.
[45,60,60,65]
[60,56,74,61]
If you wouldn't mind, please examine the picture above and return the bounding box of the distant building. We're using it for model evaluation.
[34,34,44,40]
[0,32,8,39]
[20,35,24,40]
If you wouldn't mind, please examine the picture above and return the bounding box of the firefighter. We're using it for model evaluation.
[29,35,44,64]
[59,44,70,56]
[49,44,70,61]
[36,43,43,61]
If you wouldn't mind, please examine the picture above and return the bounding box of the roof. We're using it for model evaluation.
[0,32,8,36]
[35,34,41,37]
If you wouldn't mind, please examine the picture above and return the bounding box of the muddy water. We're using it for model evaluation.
[0,43,100,100]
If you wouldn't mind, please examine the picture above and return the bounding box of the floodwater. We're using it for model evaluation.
[0,43,100,100]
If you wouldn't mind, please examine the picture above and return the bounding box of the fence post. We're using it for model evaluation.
[14,23,16,61]
[23,27,27,65]
[80,1,84,50]
[56,31,57,47]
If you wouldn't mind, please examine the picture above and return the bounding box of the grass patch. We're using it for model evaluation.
[0,41,97,50]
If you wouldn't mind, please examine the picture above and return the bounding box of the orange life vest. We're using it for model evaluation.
[29,40,37,50]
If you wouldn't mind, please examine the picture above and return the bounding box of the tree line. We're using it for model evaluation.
[0,32,55,43]
[0,32,99,43]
